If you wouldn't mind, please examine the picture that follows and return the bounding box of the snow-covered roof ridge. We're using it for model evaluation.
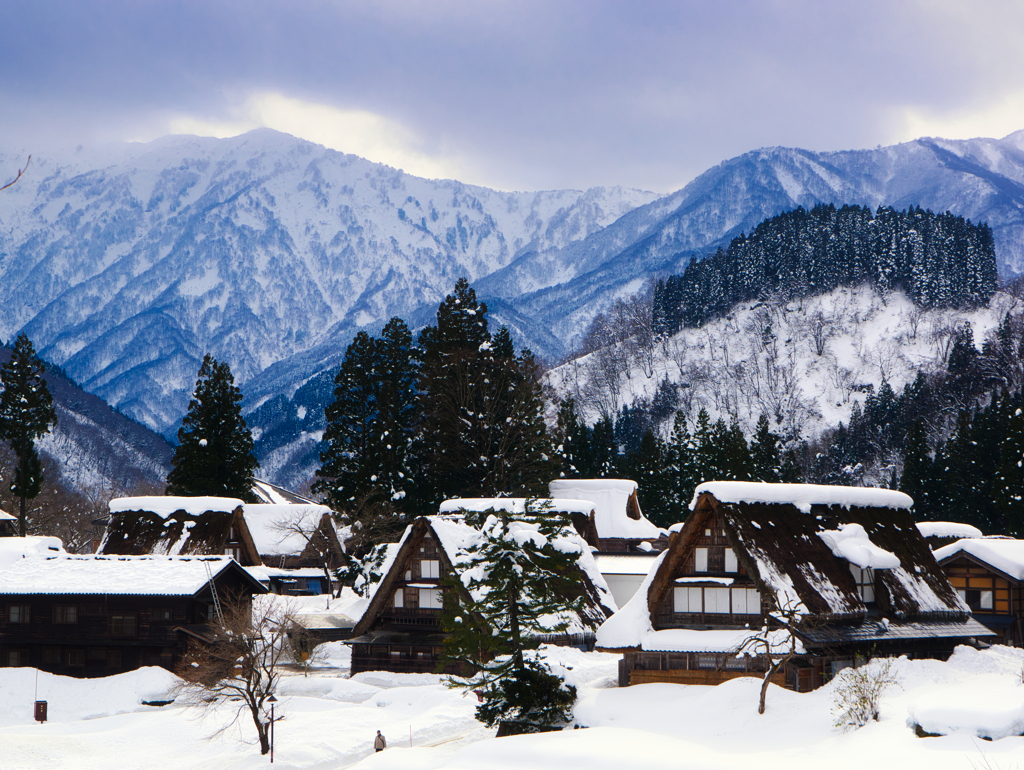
[0,536,66,570]
[691,481,913,513]
[549,479,662,540]
[818,523,901,569]
[935,538,1024,581]
[917,522,984,540]
[110,496,244,517]
[0,554,261,596]
[241,503,335,556]
[438,497,597,515]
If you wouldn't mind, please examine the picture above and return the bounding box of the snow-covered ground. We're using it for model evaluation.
[1,639,1022,769]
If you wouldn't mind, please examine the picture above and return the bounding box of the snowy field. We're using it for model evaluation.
[1,643,1022,770]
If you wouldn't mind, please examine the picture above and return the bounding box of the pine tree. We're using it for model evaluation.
[899,419,934,519]
[665,411,697,523]
[418,280,555,500]
[166,354,258,501]
[440,502,584,730]
[0,333,56,537]
[749,413,782,483]
[622,429,674,528]
[316,319,422,518]
[998,397,1024,536]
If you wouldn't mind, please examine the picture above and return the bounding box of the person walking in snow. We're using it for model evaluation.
[374,730,386,752]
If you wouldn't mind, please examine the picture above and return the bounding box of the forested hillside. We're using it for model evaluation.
[653,204,997,335]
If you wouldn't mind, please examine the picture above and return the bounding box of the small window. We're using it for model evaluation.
[724,548,738,573]
[418,588,443,609]
[42,647,61,665]
[849,565,875,603]
[66,649,85,668]
[107,649,122,669]
[421,559,440,579]
[53,605,78,624]
[980,590,994,610]
[694,548,708,572]
[6,650,24,667]
[9,604,30,623]
[704,587,731,613]
[405,570,412,581]
[394,589,404,608]
[152,609,172,622]
[111,614,137,637]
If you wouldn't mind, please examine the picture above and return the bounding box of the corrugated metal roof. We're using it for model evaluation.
[800,617,995,645]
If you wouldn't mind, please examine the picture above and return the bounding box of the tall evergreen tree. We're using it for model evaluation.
[418,279,555,501]
[899,419,934,519]
[166,355,258,501]
[749,413,782,483]
[316,319,422,519]
[0,333,56,536]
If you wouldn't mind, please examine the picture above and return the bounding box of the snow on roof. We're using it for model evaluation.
[0,554,243,595]
[241,503,334,555]
[438,498,596,515]
[548,479,662,540]
[245,565,328,582]
[639,627,800,654]
[596,551,665,649]
[0,509,16,521]
[250,478,316,505]
[594,554,659,576]
[917,522,984,540]
[818,523,901,569]
[0,536,65,570]
[935,538,1024,581]
[690,481,913,513]
[110,496,244,518]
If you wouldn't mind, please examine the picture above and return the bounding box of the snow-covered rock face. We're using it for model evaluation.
[0,130,656,434]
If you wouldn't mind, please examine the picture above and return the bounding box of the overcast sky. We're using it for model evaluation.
[3,0,1024,193]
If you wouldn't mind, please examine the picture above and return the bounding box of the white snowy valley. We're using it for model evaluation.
[1,601,1021,770]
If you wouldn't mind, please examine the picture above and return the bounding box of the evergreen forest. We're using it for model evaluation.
[652,204,997,335]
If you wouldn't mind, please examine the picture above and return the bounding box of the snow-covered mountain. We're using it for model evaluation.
[0,130,656,434]
[499,132,1024,348]
[4,127,1024,471]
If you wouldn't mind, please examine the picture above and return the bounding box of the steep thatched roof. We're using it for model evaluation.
[350,514,616,640]
[100,496,261,566]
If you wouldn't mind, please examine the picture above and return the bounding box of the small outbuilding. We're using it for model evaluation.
[934,537,1024,646]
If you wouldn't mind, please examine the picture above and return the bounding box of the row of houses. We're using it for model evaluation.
[1,478,1022,692]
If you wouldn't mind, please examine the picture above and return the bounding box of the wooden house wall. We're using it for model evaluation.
[942,556,1024,646]
[652,510,764,629]
[0,594,197,677]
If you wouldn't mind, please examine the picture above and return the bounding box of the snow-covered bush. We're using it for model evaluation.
[831,657,900,731]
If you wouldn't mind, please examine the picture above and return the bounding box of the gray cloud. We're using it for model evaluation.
[2,0,1024,192]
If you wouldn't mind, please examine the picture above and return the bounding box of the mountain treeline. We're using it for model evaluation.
[653,204,997,335]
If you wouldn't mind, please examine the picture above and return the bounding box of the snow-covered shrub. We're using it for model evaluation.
[831,657,900,731]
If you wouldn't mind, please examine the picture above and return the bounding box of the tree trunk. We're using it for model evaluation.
[19,491,25,538]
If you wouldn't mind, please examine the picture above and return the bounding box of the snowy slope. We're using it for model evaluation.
[550,285,1020,451]
[0,130,656,434]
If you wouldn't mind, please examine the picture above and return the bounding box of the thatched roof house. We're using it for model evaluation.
[100,497,344,582]
[346,512,616,675]
[598,482,992,690]
[100,497,261,565]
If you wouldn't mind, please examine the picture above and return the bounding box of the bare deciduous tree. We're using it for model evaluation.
[174,599,290,755]
[734,595,806,715]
